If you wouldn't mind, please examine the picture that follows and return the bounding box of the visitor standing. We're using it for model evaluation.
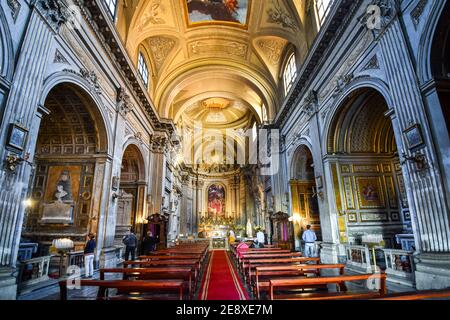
[84,233,96,278]
[302,225,317,257]
[123,228,138,261]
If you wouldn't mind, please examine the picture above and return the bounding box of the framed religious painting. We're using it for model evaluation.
[184,0,251,29]
[355,176,386,209]
[6,123,28,152]
[403,124,425,151]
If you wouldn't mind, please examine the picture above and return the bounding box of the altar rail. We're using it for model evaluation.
[17,256,52,292]
[382,249,416,287]
[344,244,373,273]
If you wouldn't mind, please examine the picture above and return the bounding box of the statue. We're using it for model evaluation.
[55,170,73,202]
[55,185,68,203]
[246,218,253,238]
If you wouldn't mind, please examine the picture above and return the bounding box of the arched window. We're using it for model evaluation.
[138,51,149,88]
[103,0,118,19]
[283,53,297,95]
[316,0,333,25]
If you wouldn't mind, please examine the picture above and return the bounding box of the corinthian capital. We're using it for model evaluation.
[36,0,68,32]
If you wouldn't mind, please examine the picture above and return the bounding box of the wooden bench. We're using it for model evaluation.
[100,267,193,299]
[241,253,302,273]
[238,250,292,270]
[123,260,200,289]
[59,279,184,300]
[245,257,321,284]
[373,288,450,300]
[254,264,346,299]
[269,273,387,300]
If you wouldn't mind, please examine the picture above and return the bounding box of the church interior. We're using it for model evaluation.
[0,0,449,301]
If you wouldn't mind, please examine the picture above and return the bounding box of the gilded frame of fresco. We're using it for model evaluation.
[183,0,252,29]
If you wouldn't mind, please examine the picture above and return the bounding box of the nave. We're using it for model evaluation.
[17,241,450,301]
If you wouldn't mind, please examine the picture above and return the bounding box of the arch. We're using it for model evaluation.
[290,143,315,181]
[417,1,448,83]
[120,141,148,182]
[324,86,409,247]
[156,60,278,121]
[40,72,113,155]
[0,6,14,80]
[327,88,396,155]
[322,78,394,155]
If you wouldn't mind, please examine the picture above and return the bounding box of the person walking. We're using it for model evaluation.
[123,228,138,261]
[84,233,96,278]
[142,231,156,256]
[302,225,317,258]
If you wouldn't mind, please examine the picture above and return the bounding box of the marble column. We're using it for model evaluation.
[378,15,450,289]
[0,3,67,299]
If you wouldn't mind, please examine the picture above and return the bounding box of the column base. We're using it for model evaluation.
[414,253,450,290]
[320,242,342,264]
[99,247,118,269]
[0,268,18,300]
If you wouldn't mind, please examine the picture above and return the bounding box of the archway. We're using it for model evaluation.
[116,144,147,248]
[428,3,450,209]
[23,83,108,256]
[290,145,322,249]
[327,88,411,249]
[430,1,450,132]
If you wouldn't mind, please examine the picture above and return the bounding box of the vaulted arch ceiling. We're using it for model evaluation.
[117,0,307,122]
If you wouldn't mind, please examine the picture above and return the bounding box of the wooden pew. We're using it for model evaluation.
[373,288,450,300]
[123,260,200,289]
[238,250,292,270]
[100,267,193,299]
[269,273,387,300]
[254,264,346,299]
[59,279,184,300]
[246,257,321,284]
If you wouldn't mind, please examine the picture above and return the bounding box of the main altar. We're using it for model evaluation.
[198,214,235,250]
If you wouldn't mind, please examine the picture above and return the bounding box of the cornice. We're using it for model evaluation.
[75,0,173,134]
[274,0,363,128]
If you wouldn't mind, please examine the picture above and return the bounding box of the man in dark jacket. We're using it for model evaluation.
[123,228,138,261]
[142,231,156,255]
[84,233,96,278]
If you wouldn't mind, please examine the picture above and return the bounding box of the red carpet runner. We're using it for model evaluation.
[198,250,249,300]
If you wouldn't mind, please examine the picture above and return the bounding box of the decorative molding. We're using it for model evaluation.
[266,0,299,32]
[256,39,285,65]
[117,87,134,117]
[35,0,68,32]
[410,0,428,27]
[80,68,101,94]
[190,41,247,58]
[362,54,379,70]
[360,0,397,37]
[332,73,354,98]
[150,135,168,153]
[137,0,166,31]
[303,90,318,117]
[7,0,21,22]
[53,49,69,64]
[148,36,176,72]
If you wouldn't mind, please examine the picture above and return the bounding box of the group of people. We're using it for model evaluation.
[229,224,318,257]
[82,228,158,278]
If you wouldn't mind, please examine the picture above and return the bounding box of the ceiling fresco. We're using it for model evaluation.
[185,0,250,26]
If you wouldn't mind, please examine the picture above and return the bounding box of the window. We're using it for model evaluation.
[316,0,333,25]
[138,52,149,88]
[103,0,117,19]
[284,53,297,95]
